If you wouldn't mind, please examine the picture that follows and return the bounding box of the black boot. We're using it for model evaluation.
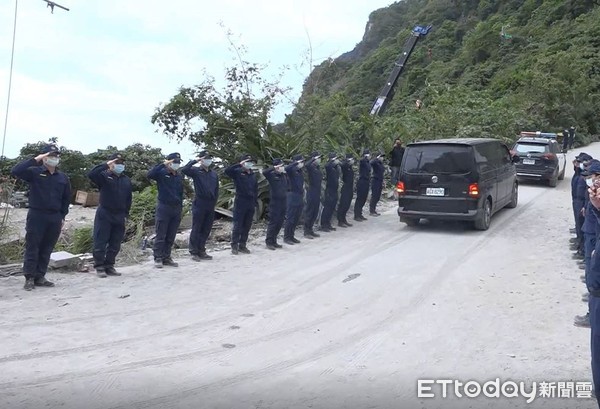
[199,250,213,260]
[34,277,55,287]
[24,277,35,291]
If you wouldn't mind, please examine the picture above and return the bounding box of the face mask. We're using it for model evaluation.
[313,158,321,165]
[113,164,125,174]
[580,164,585,170]
[333,159,340,165]
[201,159,213,167]
[45,157,60,167]
[365,154,371,159]
[243,162,254,170]
[586,178,594,187]
[348,159,355,165]
[170,163,181,171]
[297,162,304,169]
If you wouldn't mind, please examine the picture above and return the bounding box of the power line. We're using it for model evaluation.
[1,0,18,160]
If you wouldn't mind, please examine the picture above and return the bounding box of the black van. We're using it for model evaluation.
[396,138,519,230]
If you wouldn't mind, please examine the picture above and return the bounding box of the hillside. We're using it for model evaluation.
[287,0,600,151]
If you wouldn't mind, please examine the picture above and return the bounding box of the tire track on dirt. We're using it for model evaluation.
[0,187,544,399]
[102,188,544,409]
[0,227,414,367]
[0,221,405,331]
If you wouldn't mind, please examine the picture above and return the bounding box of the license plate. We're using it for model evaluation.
[522,159,535,165]
[425,187,445,196]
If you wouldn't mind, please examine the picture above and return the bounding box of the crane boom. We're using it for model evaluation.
[370,25,432,117]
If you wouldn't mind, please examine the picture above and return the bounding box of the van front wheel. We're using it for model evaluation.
[474,199,492,231]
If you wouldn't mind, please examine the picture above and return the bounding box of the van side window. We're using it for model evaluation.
[499,145,512,164]
[475,144,494,173]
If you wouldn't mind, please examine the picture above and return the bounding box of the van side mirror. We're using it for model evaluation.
[512,155,520,163]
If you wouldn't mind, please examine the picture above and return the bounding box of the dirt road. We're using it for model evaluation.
[0,145,598,409]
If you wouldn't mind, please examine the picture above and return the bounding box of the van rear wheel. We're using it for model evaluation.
[400,217,420,227]
[506,183,518,209]
[474,199,492,231]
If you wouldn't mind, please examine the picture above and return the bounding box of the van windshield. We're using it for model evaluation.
[404,145,474,174]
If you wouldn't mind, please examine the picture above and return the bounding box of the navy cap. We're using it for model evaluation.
[310,151,321,159]
[328,152,337,160]
[587,162,600,175]
[41,144,60,156]
[273,158,283,166]
[362,149,370,155]
[198,150,212,159]
[345,153,354,159]
[292,154,304,162]
[166,152,181,163]
[109,153,124,163]
[239,154,252,162]
[576,153,592,162]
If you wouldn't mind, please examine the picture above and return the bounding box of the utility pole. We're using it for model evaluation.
[1,1,69,160]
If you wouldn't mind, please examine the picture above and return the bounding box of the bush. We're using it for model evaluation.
[127,185,158,237]
[70,226,94,254]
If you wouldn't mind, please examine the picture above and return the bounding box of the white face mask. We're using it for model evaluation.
[580,163,585,170]
[313,158,321,165]
[201,159,212,167]
[44,157,60,167]
[297,162,304,169]
[170,163,181,171]
[586,178,594,187]
[365,154,371,159]
[348,159,355,165]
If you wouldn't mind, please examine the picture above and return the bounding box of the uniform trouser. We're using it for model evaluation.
[369,179,383,213]
[304,191,320,233]
[591,294,600,400]
[337,185,353,223]
[231,198,255,248]
[321,190,338,228]
[93,206,126,269]
[266,197,286,245]
[354,179,369,217]
[391,167,401,185]
[23,209,62,280]
[189,200,216,255]
[284,193,303,239]
[153,202,182,261]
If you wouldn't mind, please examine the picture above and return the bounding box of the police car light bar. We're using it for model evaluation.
[519,131,559,139]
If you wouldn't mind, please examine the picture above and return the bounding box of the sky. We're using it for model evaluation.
[0,0,395,160]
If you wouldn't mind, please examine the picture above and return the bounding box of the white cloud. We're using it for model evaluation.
[0,0,394,159]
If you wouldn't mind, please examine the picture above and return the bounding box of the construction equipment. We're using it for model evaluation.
[370,25,432,117]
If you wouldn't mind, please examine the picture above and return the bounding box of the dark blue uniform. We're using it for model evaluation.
[304,160,322,235]
[369,159,385,214]
[337,160,354,225]
[147,163,183,262]
[225,164,258,249]
[181,161,219,256]
[575,176,588,254]
[583,197,597,284]
[284,162,304,241]
[11,158,71,280]
[354,157,371,219]
[87,163,132,271]
[587,205,600,399]
[320,160,339,229]
[263,167,288,246]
